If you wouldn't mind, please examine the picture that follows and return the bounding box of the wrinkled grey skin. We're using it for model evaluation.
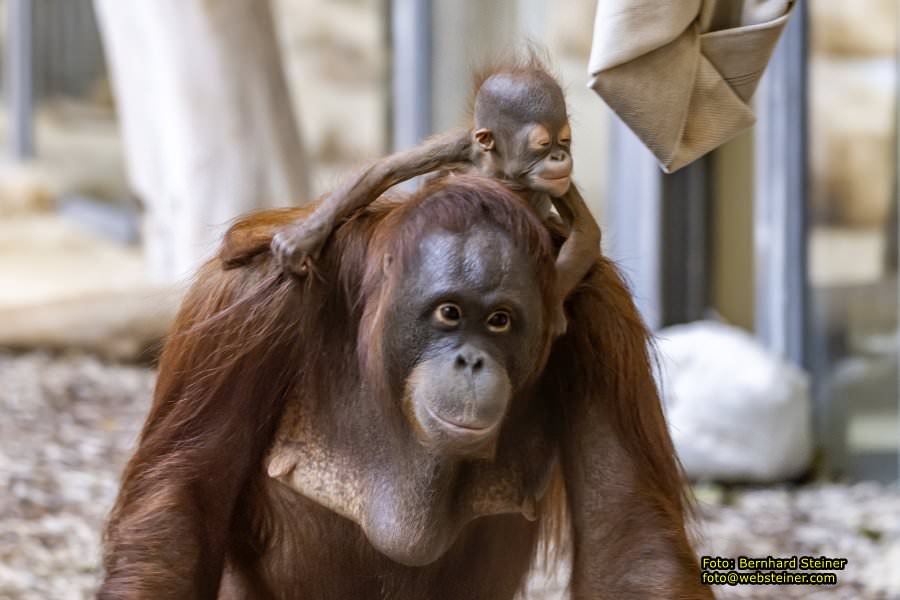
[268,223,555,567]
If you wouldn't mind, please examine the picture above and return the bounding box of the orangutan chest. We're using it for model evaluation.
[265,396,558,564]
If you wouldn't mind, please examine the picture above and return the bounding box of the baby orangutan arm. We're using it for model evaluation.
[273,129,472,275]
[549,185,602,335]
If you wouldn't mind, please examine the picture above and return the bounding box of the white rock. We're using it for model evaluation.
[655,321,813,482]
[863,541,900,597]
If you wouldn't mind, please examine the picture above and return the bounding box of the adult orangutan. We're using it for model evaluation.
[99,176,711,599]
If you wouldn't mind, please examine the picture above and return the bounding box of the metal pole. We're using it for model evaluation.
[606,118,711,330]
[752,1,808,366]
[391,0,432,153]
[606,118,664,330]
[661,158,709,325]
[895,0,900,482]
[8,0,34,160]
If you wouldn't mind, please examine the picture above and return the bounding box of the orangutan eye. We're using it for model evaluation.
[528,125,552,150]
[435,303,462,326]
[486,310,512,333]
[559,123,572,146]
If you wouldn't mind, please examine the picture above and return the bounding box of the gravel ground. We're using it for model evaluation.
[1,351,899,599]
[696,484,900,599]
[0,352,151,600]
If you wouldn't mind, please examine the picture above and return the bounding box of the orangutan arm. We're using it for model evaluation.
[272,128,472,275]
[550,258,712,599]
[546,185,601,336]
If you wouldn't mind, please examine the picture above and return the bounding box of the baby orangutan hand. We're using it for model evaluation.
[550,300,568,338]
[271,217,333,276]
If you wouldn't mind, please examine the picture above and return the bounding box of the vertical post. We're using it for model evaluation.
[661,158,709,325]
[606,117,711,330]
[753,1,808,366]
[895,0,900,481]
[8,0,34,160]
[606,118,663,330]
[391,0,432,153]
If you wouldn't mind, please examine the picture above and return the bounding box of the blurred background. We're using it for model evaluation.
[0,0,898,598]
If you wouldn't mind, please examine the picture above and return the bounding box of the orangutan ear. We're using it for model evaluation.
[474,128,495,151]
[383,254,394,276]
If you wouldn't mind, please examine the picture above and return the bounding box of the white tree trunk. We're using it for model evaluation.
[95,0,309,282]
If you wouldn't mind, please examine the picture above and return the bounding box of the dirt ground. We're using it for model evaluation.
[1,351,899,599]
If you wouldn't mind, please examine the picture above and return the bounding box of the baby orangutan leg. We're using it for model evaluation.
[271,215,332,276]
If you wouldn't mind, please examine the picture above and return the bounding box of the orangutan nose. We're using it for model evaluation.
[454,348,485,374]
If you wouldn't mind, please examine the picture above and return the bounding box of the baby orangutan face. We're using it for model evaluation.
[472,69,573,198]
[517,121,572,197]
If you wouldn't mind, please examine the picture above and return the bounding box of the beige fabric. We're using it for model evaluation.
[589,0,794,173]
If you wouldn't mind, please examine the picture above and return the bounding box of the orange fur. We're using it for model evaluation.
[100,176,708,599]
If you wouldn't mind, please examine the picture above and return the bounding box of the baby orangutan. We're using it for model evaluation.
[272,60,601,335]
